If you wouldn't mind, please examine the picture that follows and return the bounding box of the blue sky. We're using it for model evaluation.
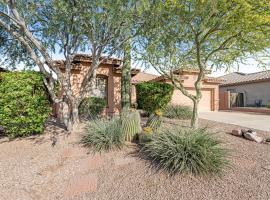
[142,58,270,77]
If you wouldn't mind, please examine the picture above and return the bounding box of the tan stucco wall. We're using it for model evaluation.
[220,81,270,106]
[69,62,122,115]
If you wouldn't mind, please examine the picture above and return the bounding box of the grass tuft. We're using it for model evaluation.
[139,127,228,175]
[81,118,124,153]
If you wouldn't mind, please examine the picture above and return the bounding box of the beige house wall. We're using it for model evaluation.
[220,81,270,106]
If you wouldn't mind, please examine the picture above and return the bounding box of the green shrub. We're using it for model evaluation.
[136,82,173,113]
[0,71,51,138]
[163,104,193,119]
[121,110,142,142]
[139,127,228,175]
[267,103,270,109]
[81,118,124,153]
[79,97,106,120]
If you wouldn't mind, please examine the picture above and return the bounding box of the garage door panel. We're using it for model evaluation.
[171,89,211,111]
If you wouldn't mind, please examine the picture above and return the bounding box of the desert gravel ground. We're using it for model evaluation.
[0,118,270,200]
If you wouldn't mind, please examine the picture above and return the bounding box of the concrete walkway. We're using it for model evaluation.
[199,111,270,132]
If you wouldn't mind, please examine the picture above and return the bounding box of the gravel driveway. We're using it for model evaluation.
[0,119,270,200]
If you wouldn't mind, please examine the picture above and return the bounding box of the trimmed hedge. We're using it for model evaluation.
[79,97,106,120]
[0,71,51,138]
[136,82,174,113]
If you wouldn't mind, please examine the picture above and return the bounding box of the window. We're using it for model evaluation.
[91,76,107,99]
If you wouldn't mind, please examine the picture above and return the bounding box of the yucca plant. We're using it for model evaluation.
[81,118,124,153]
[121,110,142,142]
[139,127,228,175]
[146,109,162,131]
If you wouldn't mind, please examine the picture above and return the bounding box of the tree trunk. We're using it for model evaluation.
[121,39,132,112]
[60,97,80,131]
[191,99,199,129]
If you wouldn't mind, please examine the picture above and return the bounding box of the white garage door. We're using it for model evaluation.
[170,89,212,111]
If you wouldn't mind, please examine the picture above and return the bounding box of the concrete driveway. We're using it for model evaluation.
[199,111,270,132]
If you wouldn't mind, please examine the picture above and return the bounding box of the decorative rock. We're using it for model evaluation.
[231,129,242,137]
[243,132,263,143]
[262,165,270,171]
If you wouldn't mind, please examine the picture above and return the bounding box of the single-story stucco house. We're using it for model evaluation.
[219,70,270,109]
[132,70,222,111]
[56,54,221,114]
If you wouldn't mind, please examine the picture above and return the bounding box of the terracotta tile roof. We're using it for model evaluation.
[220,70,270,86]
[54,54,122,69]
[131,72,159,84]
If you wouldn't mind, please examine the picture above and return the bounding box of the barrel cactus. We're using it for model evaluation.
[139,126,153,143]
[121,110,142,142]
[146,109,162,132]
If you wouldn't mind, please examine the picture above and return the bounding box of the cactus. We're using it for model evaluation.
[146,109,162,132]
[139,126,153,143]
[121,110,142,142]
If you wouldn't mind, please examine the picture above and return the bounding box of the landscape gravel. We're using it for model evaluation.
[0,118,269,200]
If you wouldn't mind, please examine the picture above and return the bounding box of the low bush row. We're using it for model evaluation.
[163,104,193,119]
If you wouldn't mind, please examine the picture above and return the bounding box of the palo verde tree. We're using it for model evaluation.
[138,0,270,128]
[0,0,146,130]
[0,29,34,68]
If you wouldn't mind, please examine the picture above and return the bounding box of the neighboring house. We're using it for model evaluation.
[55,54,139,116]
[131,70,222,111]
[219,70,270,109]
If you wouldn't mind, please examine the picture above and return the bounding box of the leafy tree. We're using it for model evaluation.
[138,0,270,128]
[0,29,34,69]
[0,0,146,130]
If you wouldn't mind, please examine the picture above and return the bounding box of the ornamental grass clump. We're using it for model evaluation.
[81,118,124,153]
[139,127,228,175]
[163,104,193,119]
